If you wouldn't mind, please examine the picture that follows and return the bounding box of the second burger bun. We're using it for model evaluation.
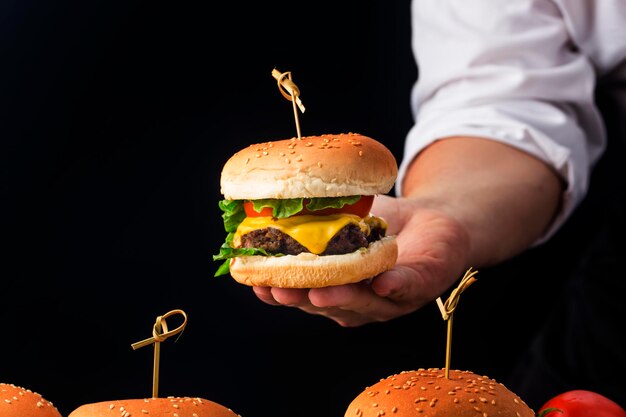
[68,397,240,417]
[345,368,535,417]
[0,383,62,417]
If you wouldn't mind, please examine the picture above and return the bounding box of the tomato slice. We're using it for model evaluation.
[243,203,274,217]
[243,196,374,218]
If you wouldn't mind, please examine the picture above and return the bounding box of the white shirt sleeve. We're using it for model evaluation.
[397,0,607,243]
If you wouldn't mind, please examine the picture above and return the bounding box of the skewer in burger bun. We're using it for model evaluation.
[68,396,240,417]
[0,383,62,417]
[345,368,535,417]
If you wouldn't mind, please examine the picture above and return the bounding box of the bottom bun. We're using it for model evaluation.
[0,383,62,417]
[229,236,398,288]
[68,397,240,417]
[345,368,535,417]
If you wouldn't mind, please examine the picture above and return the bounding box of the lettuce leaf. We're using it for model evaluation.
[304,195,361,211]
[251,195,361,218]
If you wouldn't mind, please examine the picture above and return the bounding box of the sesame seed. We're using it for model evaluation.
[255,154,261,158]
[385,390,390,394]
[285,158,290,163]
[173,404,180,408]
[245,158,249,164]
[372,403,378,407]
[279,152,285,156]
[480,397,488,403]
[317,162,322,167]
[514,399,519,404]
[305,142,313,147]
[415,408,423,413]
[469,399,476,403]
[429,402,436,407]
[37,401,44,408]
[110,404,115,410]
[263,151,268,156]
[4,400,11,404]
[474,406,481,412]
[454,398,460,403]
[448,391,456,395]
[141,410,148,414]
[359,151,363,156]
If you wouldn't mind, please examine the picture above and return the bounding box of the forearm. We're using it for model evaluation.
[401,136,563,267]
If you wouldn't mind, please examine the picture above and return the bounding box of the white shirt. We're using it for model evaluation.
[397,0,626,242]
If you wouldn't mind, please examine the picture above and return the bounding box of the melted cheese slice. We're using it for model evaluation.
[233,214,368,254]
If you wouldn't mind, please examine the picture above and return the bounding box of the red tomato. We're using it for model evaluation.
[243,203,274,217]
[539,390,626,417]
[243,195,374,218]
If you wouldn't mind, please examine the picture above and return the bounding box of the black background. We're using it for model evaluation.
[1,2,587,417]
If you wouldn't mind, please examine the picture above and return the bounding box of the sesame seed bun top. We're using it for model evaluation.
[344,368,535,417]
[0,383,62,417]
[68,396,240,417]
[220,133,398,200]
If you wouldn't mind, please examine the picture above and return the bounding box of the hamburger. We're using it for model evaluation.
[0,383,62,417]
[68,397,240,417]
[344,368,535,417]
[213,132,398,288]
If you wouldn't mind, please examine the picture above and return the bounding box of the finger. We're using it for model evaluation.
[371,265,431,301]
[308,282,408,323]
[252,286,281,305]
[265,287,371,326]
[270,287,311,306]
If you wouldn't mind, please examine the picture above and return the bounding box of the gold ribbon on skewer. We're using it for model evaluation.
[272,68,305,139]
[436,268,478,379]
[131,309,188,398]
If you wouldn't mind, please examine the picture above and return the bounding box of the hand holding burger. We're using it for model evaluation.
[214,132,398,288]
